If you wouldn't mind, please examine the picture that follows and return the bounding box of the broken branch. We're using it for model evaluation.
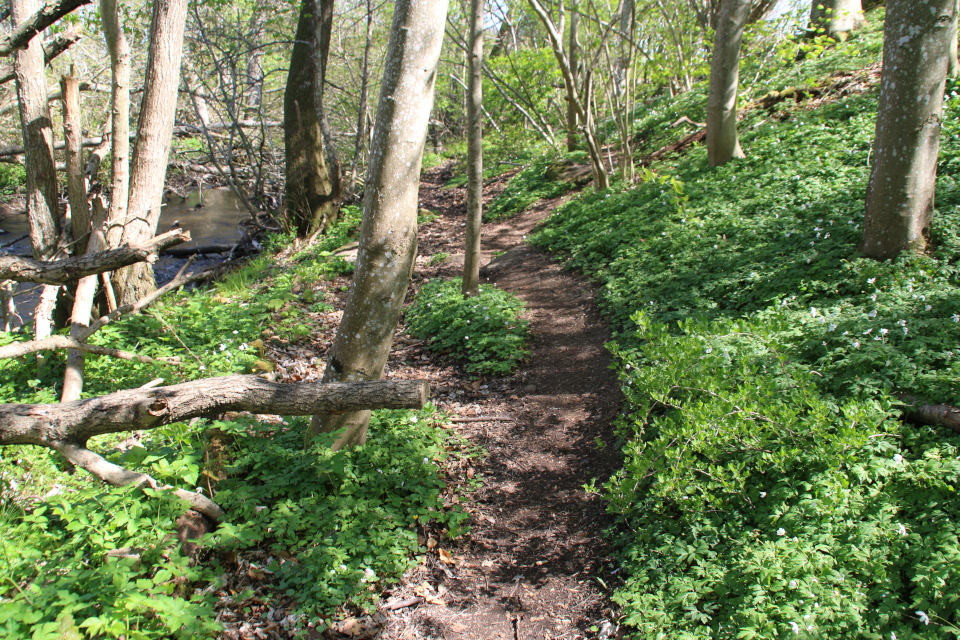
[0,229,190,284]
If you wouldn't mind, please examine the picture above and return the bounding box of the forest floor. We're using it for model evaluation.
[350,163,624,640]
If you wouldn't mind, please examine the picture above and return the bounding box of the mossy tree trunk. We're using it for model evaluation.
[306,0,449,450]
[862,0,956,260]
[706,0,750,167]
[462,0,484,298]
[283,0,341,238]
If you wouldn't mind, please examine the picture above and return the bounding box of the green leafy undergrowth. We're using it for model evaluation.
[485,155,579,220]
[0,407,473,638]
[531,17,960,638]
[406,277,529,377]
[605,314,960,639]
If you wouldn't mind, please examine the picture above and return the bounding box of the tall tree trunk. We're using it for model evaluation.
[349,0,374,195]
[809,0,865,41]
[112,0,188,306]
[100,0,130,256]
[861,0,955,260]
[307,0,449,450]
[12,0,59,261]
[706,0,750,167]
[284,0,341,237]
[566,0,578,152]
[950,0,960,78]
[61,74,90,254]
[462,0,484,298]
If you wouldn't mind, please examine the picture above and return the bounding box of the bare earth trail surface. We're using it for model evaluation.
[371,164,624,640]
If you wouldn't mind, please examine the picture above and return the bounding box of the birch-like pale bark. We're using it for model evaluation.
[307,0,449,450]
[462,0,484,298]
[113,0,188,305]
[862,0,955,260]
[809,0,864,41]
[706,0,750,166]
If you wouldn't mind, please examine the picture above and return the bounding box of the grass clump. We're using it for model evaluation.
[406,277,529,376]
[531,16,960,639]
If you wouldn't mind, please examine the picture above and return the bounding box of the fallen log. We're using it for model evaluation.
[163,243,239,257]
[898,395,960,434]
[0,377,430,446]
[639,129,707,167]
[0,228,189,284]
[2,377,430,523]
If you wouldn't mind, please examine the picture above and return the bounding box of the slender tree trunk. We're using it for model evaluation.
[349,0,374,195]
[12,0,59,261]
[566,0,578,152]
[462,0,484,298]
[112,0,188,305]
[307,0,449,450]
[61,74,90,254]
[284,0,340,237]
[809,0,864,41]
[706,0,750,166]
[527,0,609,190]
[62,202,107,402]
[100,0,130,256]
[861,0,955,260]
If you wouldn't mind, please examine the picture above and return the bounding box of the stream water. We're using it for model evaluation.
[0,187,253,327]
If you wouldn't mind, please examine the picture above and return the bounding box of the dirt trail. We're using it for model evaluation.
[377,165,624,640]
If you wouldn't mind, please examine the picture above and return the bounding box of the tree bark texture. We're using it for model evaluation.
[308,0,449,450]
[284,0,340,238]
[100,0,131,251]
[0,0,90,57]
[862,0,955,260]
[0,377,429,447]
[61,74,90,253]
[0,27,81,86]
[112,0,188,305]
[707,0,750,167]
[462,0,484,298]
[0,229,189,284]
[12,0,60,260]
[809,0,865,41]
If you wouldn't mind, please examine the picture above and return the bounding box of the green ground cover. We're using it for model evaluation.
[0,206,475,638]
[526,15,960,640]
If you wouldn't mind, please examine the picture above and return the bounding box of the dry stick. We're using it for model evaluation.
[0,27,81,86]
[0,259,205,361]
[451,415,516,423]
[0,0,91,57]
[0,335,180,364]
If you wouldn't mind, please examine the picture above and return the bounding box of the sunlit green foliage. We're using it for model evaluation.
[406,277,529,377]
[531,14,960,639]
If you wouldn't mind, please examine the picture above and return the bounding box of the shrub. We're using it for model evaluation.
[406,278,529,376]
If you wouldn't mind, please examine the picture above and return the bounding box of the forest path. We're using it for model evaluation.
[377,164,624,640]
